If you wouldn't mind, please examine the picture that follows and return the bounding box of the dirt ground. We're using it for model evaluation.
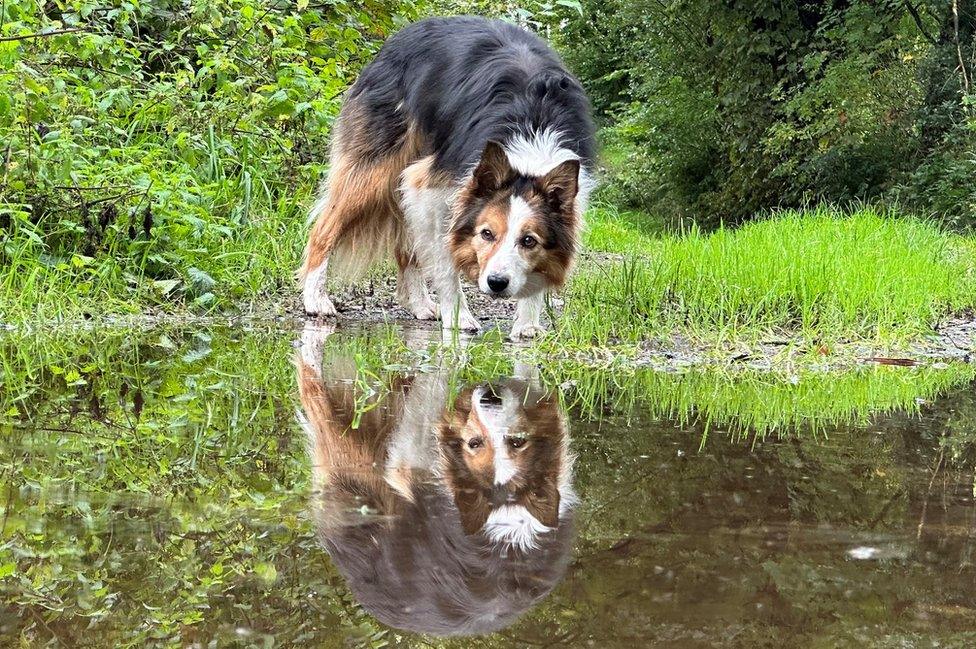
[8,268,974,372]
[308,276,976,370]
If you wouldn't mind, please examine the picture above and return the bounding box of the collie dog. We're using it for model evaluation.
[298,16,596,339]
[295,326,576,634]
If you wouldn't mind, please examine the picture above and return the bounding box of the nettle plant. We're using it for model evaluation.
[0,0,418,311]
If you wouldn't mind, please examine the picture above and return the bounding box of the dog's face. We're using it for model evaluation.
[439,382,568,544]
[450,142,581,299]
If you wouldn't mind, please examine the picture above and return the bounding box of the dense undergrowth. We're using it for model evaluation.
[2,2,976,350]
[0,0,418,320]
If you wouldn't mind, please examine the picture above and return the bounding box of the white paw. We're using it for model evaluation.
[304,292,337,317]
[441,308,481,333]
[409,297,439,321]
[459,311,482,332]
[509,322,547,341]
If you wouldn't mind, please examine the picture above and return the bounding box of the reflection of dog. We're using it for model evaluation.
[296,341,576,636]
[297,16,596,339]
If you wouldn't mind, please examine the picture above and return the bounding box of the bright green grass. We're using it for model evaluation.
[582,203,662,253]
[563,206,976,343]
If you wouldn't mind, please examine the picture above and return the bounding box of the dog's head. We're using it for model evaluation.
[438,381,572,550]
[450,140,583,299]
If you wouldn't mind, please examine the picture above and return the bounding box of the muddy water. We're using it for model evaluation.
[2,325,976,647]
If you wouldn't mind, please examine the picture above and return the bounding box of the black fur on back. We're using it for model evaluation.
[344,16,596,178]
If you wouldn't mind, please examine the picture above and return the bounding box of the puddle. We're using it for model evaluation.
[2,324,976,646]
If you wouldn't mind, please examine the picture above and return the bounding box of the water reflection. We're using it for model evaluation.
[296,327,577,636]
[3,325,976,645]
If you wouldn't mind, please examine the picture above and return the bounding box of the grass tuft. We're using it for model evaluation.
[564,206,976,343]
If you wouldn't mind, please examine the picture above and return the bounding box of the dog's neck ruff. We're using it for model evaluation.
[483,504,553,551]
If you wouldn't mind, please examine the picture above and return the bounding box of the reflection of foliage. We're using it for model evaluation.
[550,394,976,648]
[0,327,387,645]
[2,325,976,645]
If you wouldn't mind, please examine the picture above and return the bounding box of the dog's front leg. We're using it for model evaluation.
[435,271,480,332]
[401,181,480,332]
[510,291,547,340]
[384,369,450,498]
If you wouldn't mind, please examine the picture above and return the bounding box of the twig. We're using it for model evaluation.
[904,1,938,45]
[0,27,87,42]
[69,189,144,210]
[953,0,971,95]
[917,439,946,542]
[53,184,135,191]
[1,140,10,189]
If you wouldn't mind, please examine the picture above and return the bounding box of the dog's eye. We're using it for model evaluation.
[481,229,495,242]
[467,437,484,449]
[506,435,527,449]
[519,235,537,249]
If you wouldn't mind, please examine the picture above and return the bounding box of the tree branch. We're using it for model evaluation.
[953,0,971,94]
[0,27,87,43]
[904,1,938,45]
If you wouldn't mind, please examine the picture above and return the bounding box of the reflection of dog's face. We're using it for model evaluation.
[439,383,567,545]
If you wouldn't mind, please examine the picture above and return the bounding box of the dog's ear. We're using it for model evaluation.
[538,159,580,212]
[523,480,560,528]
[455,488,493,535]
[471,141,512,197]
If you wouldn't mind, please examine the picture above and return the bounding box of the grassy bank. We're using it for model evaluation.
[3,204,975,353]
[571,205,976,344]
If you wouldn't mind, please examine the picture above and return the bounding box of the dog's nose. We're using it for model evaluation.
[486,274,509,294]
[479,388,503,407]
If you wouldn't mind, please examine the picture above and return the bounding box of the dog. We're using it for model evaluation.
[295,326,576,635]
[298,16,596,339]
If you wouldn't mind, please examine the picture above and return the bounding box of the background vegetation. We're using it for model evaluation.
[2,1,976,333]
[562,0,976,229]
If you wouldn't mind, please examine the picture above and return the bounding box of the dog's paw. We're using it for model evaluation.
[442,310,481,333]
[303,293,338,318]
[509,322,547,341]
[459,310,482,332]
[299,322,335,371]
[410,297,439,321]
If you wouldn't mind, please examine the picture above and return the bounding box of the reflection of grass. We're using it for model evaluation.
[565,206,976,344]
[0,326,383,645]
[307,327,976,439]
[560,363,976,439]
[2,324,975,645]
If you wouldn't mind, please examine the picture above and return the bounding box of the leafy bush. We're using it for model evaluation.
[560,0,976,229]
[0,0,419,318]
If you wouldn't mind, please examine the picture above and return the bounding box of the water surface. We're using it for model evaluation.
[1,324,975,647]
